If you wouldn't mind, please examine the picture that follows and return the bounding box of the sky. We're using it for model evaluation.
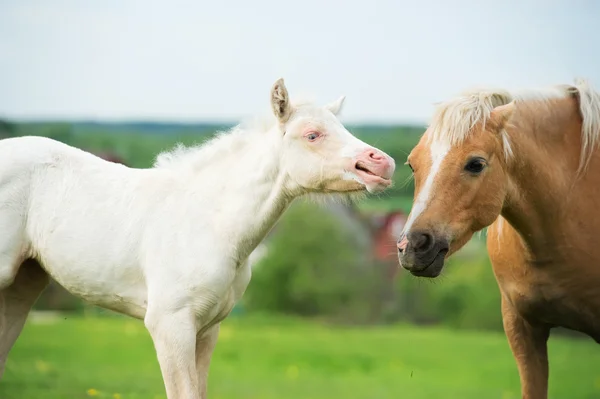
[1,0,599,124]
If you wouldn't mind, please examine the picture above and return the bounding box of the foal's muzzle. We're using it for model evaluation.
[397,230,449,278]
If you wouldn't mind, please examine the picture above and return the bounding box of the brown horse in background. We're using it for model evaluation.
[397,79,600,399]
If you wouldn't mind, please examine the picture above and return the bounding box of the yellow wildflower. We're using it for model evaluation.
[219,325,233,341]
[285,364,299,380]
[35,360,50,373]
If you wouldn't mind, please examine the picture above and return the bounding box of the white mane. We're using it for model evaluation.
[427,78,600,170]
[153,112,277,171]
[153,125,263,171]
[153,99,314,171]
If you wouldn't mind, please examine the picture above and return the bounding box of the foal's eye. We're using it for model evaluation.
[305,132,321,142]
[464,158,486,174]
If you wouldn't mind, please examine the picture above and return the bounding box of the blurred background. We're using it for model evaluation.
[1,1,600,398]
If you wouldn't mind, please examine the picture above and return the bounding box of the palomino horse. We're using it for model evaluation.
[398,78,600,399]
[0,79,395,399]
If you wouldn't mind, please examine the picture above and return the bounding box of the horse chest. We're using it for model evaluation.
[195,260,252,329]
[505,280,600,339]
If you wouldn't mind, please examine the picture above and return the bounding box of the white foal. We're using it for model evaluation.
[0,78,395,398]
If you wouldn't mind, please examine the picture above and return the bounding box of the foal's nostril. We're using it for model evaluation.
[408,231,435,254]
[368,151,383,161]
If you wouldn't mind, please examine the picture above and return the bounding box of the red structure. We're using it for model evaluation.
[371,211,407,263]
[95,151,127,165]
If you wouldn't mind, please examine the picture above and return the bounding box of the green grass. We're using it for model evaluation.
[357,195,413,213]
[2,314,600,399]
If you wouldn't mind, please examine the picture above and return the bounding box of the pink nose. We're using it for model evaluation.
[367,150,384,161]
[355,148,395,179]
[397,236,408,252]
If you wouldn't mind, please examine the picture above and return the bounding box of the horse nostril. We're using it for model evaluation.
[408,231,434,253]
[397,236,408,253]
[368,151,383,161]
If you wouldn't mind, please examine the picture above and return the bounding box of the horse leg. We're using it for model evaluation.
[145,304,201,399]
[502,297,550,399]
[195,324,220,398]
[0,260,49,379]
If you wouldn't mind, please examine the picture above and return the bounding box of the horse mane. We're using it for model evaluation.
[153,99,314,171]
[428,78,600,172]
[573,79,600,172]
[153,124,264,171]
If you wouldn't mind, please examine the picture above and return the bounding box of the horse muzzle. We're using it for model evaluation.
[397,230,449,278]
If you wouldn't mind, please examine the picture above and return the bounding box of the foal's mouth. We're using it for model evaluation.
[354,161,392,183]
[355,162,377,176]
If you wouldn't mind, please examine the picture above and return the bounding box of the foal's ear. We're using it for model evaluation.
[325,95,346,116]
[270,78,292,124]
[489,102,515,132]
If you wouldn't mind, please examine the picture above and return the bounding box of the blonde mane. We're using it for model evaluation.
[428,79,600,171]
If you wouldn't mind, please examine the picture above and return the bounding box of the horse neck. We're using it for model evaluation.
[189,127,295,262]
[500,97,585,256]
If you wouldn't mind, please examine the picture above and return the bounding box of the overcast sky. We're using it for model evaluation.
[1,0,598,124]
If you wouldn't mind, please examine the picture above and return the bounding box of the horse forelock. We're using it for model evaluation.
[426,79,600,170]
[427,88,513,147]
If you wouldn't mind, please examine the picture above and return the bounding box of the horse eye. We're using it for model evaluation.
[464,158,486,174]
[306,132,320,142]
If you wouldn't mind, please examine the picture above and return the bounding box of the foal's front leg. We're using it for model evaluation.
[196,324,220,398]
[145,307,200,399]
[502,297,550,399]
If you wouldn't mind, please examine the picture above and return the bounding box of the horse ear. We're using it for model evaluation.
[489,102,515,132]
[325,95,346,116]
[270,78,292,124]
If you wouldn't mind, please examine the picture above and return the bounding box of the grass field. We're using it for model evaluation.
[2,314,599,399]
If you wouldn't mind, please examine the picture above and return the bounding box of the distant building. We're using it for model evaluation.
[94,151,127,165]
[371,211,406,263]
[248,200,408,278]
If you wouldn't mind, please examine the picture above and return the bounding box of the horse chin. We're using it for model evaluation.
[317,175,390,195]
[321,179,366,193]
[408,250,447,278]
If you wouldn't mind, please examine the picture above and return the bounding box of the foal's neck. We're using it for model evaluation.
[194,126,295,263]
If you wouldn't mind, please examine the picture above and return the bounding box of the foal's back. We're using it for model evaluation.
[0,136,155,317]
